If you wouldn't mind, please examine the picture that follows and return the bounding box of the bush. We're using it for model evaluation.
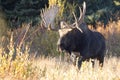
[0,33,38,79]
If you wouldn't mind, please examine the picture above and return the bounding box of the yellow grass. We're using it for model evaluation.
[34,56,120,80]
[0,34,38,80]
[0,54,119,80]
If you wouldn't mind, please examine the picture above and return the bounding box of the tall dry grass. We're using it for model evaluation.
[0,33,38,80]
[34,56,120,80]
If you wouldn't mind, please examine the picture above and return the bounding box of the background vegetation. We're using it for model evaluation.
[0,0,120,28]
[0,0,120,79]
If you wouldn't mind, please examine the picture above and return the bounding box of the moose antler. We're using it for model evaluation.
[72,2,86,32]
[41,5,59,30]
[78,2,86,25]
[60,2,86,32]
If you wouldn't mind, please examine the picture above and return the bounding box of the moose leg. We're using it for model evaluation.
[99,58,104,67]
[91,60,95,68]
[71,52,81,66]
[97,55,104,67]
[71,53,77,66]
[77,57,86,69]
[77,50,89,69]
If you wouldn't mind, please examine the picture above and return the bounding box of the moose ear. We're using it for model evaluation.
[58,28,72,37]
[60,21,69,29]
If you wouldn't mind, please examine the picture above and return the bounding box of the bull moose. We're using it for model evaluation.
[41,2,106,69]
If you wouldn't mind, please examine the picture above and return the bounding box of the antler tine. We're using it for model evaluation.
[71,11,79,27]
[41,9,46,26]
[82,1,86,20]
[71,2,86,27]
[72,11,83,32]
[41,5,59,30]
[78,1,86,25]
[78,6,82,21]
[72,12,78,27]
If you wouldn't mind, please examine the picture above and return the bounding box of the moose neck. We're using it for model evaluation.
[79,23,89,33]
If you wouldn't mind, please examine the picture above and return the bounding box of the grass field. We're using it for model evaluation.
[0,21,120,80]
[34,56,120,80]
[0,55,119,80]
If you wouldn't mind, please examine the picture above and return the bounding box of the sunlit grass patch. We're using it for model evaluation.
[33,56,120,80]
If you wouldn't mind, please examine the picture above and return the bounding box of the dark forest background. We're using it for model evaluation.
[0,0,120,29]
